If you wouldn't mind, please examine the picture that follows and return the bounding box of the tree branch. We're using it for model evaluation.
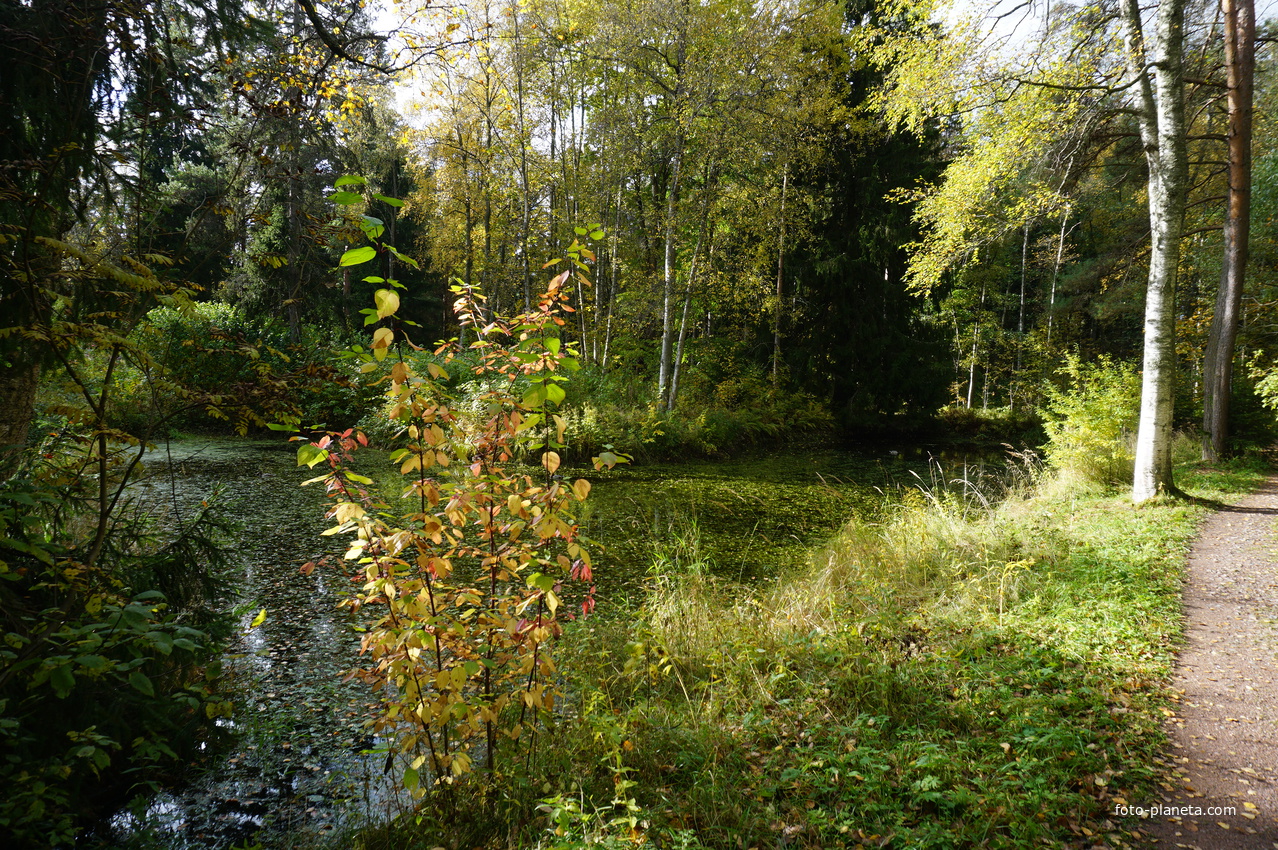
[294,0,396,74]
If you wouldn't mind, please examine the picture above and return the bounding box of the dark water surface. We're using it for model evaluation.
[107,437,993,847]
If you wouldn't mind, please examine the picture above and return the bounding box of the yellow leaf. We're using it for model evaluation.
[399,454,421,474]
[334,502,366,523]
[374,288,400,319]
[542,451,561,475]
[372,327,393,361]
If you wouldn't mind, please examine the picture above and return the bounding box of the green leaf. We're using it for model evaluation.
[574,226,588,235]
[340,246,377,266]
[0,536,54,565]
[589,230,605,240]
[389,248,420,269]
[335,175,367,187]
[297,444,329,468]
[329,191,363,205]
[373,193,405,207]
[147,631,174,655]
[545,383,566,405]
[250,608,267,629]
[128,671,154,697]
[521,386,547,409]
[544,337,561,355]
[50,664,74,697]
[362,275,386,283]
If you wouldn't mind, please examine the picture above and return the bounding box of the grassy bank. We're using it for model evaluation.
[349,455,1266,850]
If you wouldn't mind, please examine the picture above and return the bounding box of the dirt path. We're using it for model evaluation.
[1140,478,1278,849]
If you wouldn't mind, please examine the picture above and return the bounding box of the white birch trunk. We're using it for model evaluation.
[1122,0,1188,502]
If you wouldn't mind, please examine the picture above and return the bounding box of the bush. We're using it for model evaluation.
[106,303,371,435]
[1039,354,1140,486]
[1232,364,1278,453]
[934,405,1045,446]
[355,356,836,462]
[0,456,236,845]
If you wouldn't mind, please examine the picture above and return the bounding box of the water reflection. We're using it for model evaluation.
[109,439,409,848]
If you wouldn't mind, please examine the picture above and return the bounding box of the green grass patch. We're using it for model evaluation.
[352,459,1266,850]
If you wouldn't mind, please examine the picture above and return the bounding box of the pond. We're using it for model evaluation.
[106,436,1002,848]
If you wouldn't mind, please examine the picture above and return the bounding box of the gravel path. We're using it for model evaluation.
[1141,478,1278,849]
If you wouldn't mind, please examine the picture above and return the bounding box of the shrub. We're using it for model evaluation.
[304,210,625,804]
[1039,354,1140,486]
[107,303,370,435]
[0,460,235,844]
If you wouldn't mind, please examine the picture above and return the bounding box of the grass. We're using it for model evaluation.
[348,454,1267,850]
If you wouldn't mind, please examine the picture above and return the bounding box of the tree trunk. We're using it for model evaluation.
[1046,206,1073,348]
[1122,0,1188,503]
[670,211,712,411]
[602,180,623,372]
[1201,0,1254,462]
[657,142,684,410]
[0,0,112,469]
[510,0,532,311]
[0,358,41,462]
[772,166,788,385]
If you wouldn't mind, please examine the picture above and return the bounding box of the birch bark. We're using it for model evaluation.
[1122,0,1189,502]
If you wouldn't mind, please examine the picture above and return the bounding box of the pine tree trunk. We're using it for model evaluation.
[1201,0,1254,462]
[0,358,40,463]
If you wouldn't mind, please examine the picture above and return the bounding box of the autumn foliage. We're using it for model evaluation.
[300,187,618,792]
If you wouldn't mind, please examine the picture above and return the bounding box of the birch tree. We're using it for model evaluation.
[1122,0,1189,502]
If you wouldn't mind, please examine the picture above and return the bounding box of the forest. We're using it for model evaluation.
[3,0,1278,847]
